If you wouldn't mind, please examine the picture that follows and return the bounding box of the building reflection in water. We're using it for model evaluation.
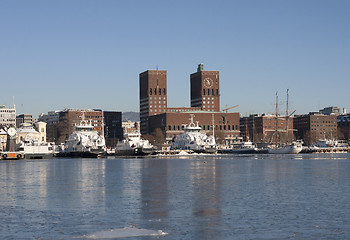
[190,159,222,240]
[140,159,169,219]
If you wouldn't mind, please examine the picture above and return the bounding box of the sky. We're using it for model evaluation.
[1,0,349,118]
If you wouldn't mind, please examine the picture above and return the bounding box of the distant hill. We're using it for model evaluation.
[122,112,140,122]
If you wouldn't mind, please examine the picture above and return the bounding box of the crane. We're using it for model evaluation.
[222,105,239,113]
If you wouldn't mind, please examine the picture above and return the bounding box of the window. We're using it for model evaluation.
[159,88,161,95]
[216,89,219,95]
[150,88,152,95]
[228,125,231,130]
[212,89,214,95]
[154,88,157,95]
[208,89,210,95]
[203,89,205,95]
[163,88,166,95]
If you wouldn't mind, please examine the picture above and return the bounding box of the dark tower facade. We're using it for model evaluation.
[190,64,220,112]
[139,69,167,135]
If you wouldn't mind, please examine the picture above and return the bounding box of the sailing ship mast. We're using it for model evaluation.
[286,89,289,141]
[275,92,279,146]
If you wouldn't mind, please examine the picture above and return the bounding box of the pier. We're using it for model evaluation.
[301,147,350,154]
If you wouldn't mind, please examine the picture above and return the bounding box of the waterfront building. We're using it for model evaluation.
[122,120,140,134]
[103,111,123,148]
[190,63,220,112]
[337,113,350,140]
[0,105,16,127]
[149,111,240,144]
[240,114,294,143]
[139,64,240,144]
[319,106,342,116]
[293,112,337,145]
[56,109,104,144]
[38,111,61,142]
[139,69,167,135]
[16,122,47,143]
[16,114,33,128]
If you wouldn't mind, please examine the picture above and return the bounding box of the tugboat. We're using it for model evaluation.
[60,118,106,158]
[172,114,217,154]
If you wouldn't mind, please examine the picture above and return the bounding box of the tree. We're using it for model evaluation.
[153,128,165,145]
[214,130,225,145]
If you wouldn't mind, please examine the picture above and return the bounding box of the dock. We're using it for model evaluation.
[301,147,350,154]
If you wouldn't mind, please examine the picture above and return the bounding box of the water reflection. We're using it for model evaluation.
[0,154,350,239]
[141,159,169,219]
[190,159,222,240]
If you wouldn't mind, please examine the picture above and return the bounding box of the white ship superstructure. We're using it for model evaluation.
[115,132,153,156]
[173,115,217,153]
[62,119,106,157]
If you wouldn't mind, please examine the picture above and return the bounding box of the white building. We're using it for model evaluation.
[0,105,16,127]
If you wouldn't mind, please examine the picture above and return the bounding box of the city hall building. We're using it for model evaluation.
[139,64,240,143]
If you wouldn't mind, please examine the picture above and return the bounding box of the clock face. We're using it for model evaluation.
[203,78,213,88]
[8,127,16,137]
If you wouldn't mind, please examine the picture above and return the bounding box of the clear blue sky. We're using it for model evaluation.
[1,0,349,117]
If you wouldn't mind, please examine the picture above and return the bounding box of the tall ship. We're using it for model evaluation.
[115,132,154,156]
[268,90,303,154]
[60,119,106,158]
[172,115,217,154]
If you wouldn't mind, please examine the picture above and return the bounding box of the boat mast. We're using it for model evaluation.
[286,89,289,141]
[275,92,278,146]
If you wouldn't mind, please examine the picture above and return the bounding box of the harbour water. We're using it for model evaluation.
[1,154,350,239]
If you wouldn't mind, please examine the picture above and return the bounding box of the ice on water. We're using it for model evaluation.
[79,226,167,239]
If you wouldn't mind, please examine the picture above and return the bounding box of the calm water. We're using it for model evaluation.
[1,154,350,239]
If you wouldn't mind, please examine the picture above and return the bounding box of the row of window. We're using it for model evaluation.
[149,105,166,108]
[167,134,238,139]
[150,101,166,104]
[168,125,239,131]
[150,88,166,95]
[311,125,336,128]
[203,89,219,96]
[149,96,166,100]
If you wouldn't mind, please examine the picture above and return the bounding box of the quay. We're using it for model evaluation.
[301,147,350,154]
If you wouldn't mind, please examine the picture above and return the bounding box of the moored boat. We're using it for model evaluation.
[172,115,217,154]
[268,140,303,154]
[115,132,154,156]
[60,119,106,158]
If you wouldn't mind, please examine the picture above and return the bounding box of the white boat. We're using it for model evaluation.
[115,132,154,156]
[15,123,55,159]
[268,140,303,154]
[61,119,106,158]
[172,116,217,154]
[222,139,258,154]
[313,139,348,148]
[17,138,55,159]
